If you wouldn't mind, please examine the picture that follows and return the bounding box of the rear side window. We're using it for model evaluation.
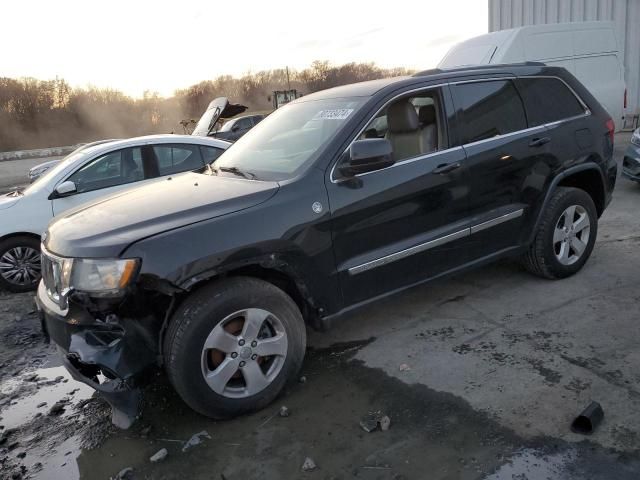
[153,144,204,176]
[517,77,586,127]
[451,80,527,144]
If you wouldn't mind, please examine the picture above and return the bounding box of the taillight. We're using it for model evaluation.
[605,118,615,143]
[624,88,627,109]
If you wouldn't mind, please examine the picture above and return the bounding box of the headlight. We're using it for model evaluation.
[631,129,640,147]
[70,258,139,295]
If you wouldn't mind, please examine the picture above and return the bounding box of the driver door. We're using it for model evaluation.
[327,85,473,306]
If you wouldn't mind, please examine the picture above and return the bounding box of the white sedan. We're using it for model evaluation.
[0,134,230,292]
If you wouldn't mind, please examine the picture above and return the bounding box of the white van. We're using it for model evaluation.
[439,21,626,131]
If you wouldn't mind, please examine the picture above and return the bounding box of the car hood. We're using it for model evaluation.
[192,97,248,137]
[44,172,279,258]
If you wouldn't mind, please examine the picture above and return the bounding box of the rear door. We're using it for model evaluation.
[514,75,591,221]
[449,78,550,257]
[327,85,472,306]
[149,143,206,176]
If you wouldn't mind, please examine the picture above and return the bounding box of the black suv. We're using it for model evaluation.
[37,64,617,427]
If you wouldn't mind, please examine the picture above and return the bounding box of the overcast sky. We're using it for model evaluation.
[1,0,488,98]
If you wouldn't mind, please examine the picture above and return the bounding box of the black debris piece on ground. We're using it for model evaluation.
[571,401,605,435]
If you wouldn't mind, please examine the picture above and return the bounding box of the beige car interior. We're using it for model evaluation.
[360,94,442,162]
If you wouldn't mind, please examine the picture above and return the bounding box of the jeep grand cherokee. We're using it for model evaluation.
[37,63,617,427]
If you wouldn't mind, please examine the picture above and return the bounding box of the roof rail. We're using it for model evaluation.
[412,62,546,77]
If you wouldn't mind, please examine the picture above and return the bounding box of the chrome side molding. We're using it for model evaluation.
[348,209,524,275]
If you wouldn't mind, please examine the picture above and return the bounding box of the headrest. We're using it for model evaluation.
[419,104,436,125]
[387,101,419,133]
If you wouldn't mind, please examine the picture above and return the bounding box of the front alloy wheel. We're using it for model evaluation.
[165,277,306,419]
[201,308,288,398]
[0,236,41,292]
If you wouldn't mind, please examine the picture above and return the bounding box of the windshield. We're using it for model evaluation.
[213,97,366,181]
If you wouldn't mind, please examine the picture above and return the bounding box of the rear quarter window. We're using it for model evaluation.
[450,80,527,144]
[517,77,586,127]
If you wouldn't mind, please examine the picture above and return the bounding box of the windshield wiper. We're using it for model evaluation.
[216,166,257,180]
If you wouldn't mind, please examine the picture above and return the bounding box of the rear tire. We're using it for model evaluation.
[522,187,597,279]
[0,236,41,293]
[164,276,306,419]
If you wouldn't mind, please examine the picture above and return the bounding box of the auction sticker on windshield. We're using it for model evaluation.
[314,109,354,120]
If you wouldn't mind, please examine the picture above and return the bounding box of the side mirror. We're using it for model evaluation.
[54,180,77,197]
[338,139,394,177]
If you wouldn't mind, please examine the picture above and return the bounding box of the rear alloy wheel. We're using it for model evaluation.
[522,187,597,279]
[552,204,591,266]
[164,277,306,419]
[0,236,41,292]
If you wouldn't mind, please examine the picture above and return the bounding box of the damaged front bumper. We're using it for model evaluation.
[36,281,157,428]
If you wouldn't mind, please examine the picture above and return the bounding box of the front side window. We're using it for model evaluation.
[67,147,144,194]
[451,80,527,144]
[357,90,444,162]
[214,97,366,181]
[517,77,586,127]
[153,144,204,176]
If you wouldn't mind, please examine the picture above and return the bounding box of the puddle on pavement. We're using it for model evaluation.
[0,355,107,480]
[483,448,577,479]
[0,364,93,430]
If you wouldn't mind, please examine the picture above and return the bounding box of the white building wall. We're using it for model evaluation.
[489,0,640,116]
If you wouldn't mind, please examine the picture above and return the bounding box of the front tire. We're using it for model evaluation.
[164,276,306,419]
[522,187,597,279]
[0,236,41,292]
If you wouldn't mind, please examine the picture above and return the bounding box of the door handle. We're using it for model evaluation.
[433,162,461,174]
[529,136,551,147]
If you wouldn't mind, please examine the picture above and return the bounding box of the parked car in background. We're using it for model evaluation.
[212,114,266,141]
[37,63,616,427]
[622,128,640,182]
[439,21,626,131]
[28,139,120,183]
[192,97,248,138]
[191,97,266,142]
[0,135,230,292]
